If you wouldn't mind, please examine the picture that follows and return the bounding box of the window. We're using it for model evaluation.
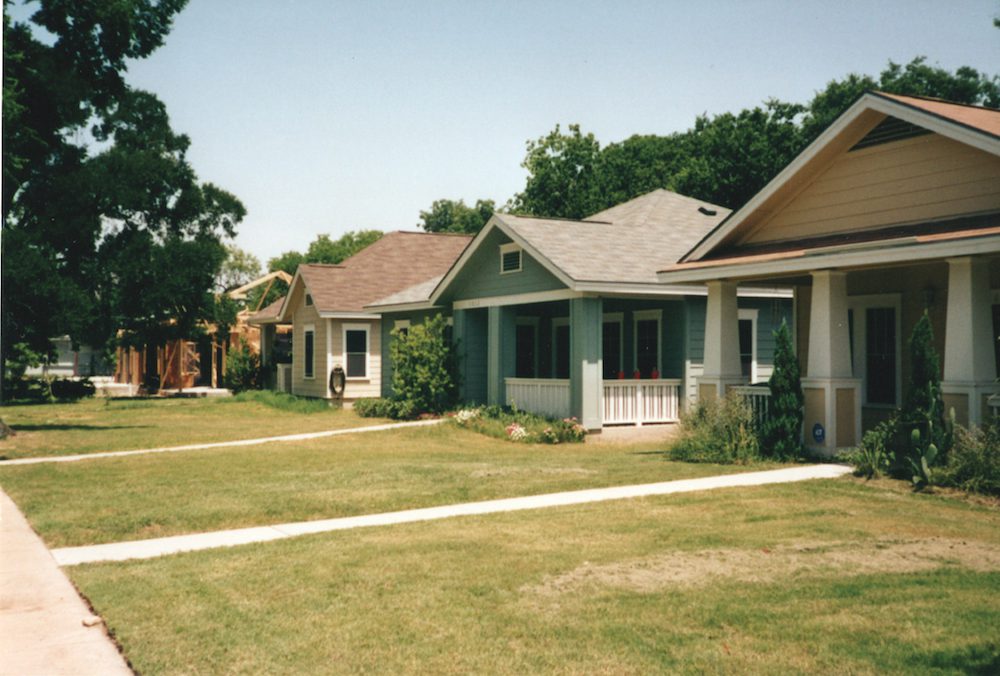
[393,319,410,337]
[305,293,314,306]
[343,324,369,379]
[444,317,454,345]
[633,310,661,378]
[303,326,315,379]
[603,313,623,379]
[515,317,538,377]
[866,307,896,405]
[848,295,901,407]
[552,318,570,379]
[993,304,1000,376]
[738,308,758,383]
[499,243,522,274]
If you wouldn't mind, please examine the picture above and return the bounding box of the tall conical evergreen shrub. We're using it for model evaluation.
[900,311,950,462]
[762,320,804,459]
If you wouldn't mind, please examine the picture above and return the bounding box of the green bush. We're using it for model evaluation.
[453,405,586,444]
[224,339,262,393]
[667,393,761,464]
[845,421,895,478]
[938,418,1000,496]
[353,397,398,419]
[389,315,458,416]
[761,320,804,460]
[226,390,331,414]
[49,377,96,400]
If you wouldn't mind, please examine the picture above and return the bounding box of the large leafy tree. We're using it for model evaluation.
[509,58,998,220]
[418,198,495,234]
[2,1,245,386]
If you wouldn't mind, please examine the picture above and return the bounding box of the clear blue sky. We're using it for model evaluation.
[15,1,1000,265]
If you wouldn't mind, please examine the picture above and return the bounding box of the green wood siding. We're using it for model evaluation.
[440,228,566,303]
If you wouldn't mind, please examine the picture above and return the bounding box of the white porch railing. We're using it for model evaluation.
[732,385,771,427]
[603,379,682,426]
[505,378,571,419]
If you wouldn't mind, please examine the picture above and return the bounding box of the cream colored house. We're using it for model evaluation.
[658,92,1000,454]
[275,232,471,400]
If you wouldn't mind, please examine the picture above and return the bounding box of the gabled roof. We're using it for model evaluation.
[277,231,472,321]
[420,190,729,305]
[247,296,286,325]
[678,92,1000,265]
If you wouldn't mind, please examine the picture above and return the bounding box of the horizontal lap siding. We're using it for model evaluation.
[334,319,382,400]
[444,228,565,302]
[745,134,1000,245]
[292,303,328,399]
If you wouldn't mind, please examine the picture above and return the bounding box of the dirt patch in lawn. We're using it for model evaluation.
[469,466,598,478]
[527,538,1000,596]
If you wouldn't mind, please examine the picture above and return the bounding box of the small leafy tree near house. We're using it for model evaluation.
[224,338,261,393]
[390,315,458,416]
[761,320,804,459]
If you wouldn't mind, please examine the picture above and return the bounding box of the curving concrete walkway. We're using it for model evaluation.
[0,418,445,466]
[0,491,131,676]
[52,464,852,566]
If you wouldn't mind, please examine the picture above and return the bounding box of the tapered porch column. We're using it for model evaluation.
[942,257,999,427]
[570,297,603,430]
[802,270,861,454]
[699,281,743,399]
[486,305,516,406]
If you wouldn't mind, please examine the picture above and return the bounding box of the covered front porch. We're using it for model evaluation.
[452,291,787,429]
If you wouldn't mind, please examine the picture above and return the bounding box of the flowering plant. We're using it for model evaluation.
[454,408,480,426]
[505,422,529,441]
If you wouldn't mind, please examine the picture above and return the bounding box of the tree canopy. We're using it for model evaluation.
[2,0,245,378]
[417,198,495,234]
[508,58,1000,220]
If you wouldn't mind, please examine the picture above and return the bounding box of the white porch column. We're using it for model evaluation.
[802,271,861,454]
[942,257,999,427]
[699,280,743,399]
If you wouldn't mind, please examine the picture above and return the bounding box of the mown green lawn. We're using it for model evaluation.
[0,395,389,459]
[0,422,759,547]
[70,478,1000,674]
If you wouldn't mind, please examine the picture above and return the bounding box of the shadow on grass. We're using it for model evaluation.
[916,642,1000,675]
[9,423,150,432]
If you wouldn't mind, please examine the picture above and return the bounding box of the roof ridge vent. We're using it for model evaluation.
[698,206,717,216]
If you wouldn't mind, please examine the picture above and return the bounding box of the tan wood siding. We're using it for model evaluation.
[743,134,1000,245]
[291,301,328,398]
[331,319,382,400]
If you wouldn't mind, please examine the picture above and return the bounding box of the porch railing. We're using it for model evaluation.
[505,378,571,419]
[603,379,682,426]
[732,385,771,428]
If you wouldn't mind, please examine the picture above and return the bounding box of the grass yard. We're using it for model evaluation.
[0,423,762,547]
[69,478,1000,674]
[0,394,389,459]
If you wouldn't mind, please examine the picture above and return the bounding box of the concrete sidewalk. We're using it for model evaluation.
[0,418,445,466]
[0,490,131,676]
[53,464,852,566]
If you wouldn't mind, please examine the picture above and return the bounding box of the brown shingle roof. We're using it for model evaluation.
[248,296,286,324]
[876,92,1000,138]
[296,232,472,314]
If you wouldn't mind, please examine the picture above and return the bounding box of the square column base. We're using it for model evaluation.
[800,377,861,456]
[942,381,1000,428]
[697,376,748,402]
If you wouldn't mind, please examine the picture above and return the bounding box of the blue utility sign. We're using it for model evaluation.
[812,423,825,444]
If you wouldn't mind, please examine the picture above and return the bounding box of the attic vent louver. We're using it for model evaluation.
[698,206,717,216]
[850,116,930,151]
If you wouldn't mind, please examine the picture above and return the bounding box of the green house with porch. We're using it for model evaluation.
[370,190,793,430]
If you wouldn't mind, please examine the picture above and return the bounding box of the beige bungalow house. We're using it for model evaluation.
[274,231,471,400]
[657,92,1000,454]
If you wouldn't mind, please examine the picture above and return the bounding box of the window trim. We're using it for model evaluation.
[603,312,624,380]
[499,242,523,275]
[848,294,902,408]
[393,319,411,333]
[302,324,316,380]
[515,316,540,377]
[342,323,370,381]
[305,293,314,307]
[738,308,759,384]
[632,309,662,376]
